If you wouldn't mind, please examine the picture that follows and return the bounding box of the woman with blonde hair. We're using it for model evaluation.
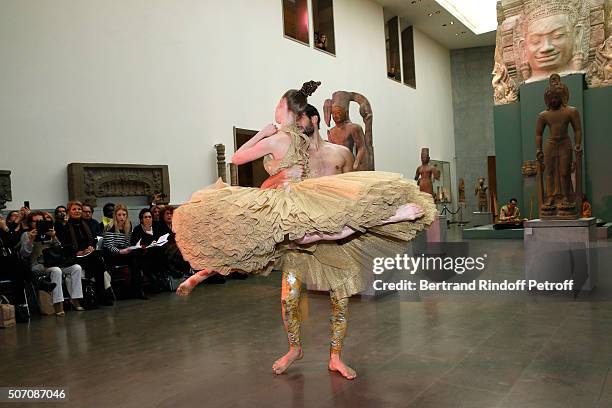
[103,204,147,299]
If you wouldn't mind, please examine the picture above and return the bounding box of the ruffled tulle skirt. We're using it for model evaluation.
[173,171,436,298]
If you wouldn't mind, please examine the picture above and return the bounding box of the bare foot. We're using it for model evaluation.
[386,203,425,223]
[328,354,356,380]
[272,347,303,375]
[176,269,213,296]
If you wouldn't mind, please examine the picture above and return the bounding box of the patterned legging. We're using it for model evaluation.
[281,271,349,354]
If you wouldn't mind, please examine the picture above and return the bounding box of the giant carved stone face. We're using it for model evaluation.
[525,14,574,80]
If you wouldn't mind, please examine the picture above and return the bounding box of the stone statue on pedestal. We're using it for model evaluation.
[414,148,439,199]
[535,75,583,219]
[475,177,489,212]
[324,91,374,171]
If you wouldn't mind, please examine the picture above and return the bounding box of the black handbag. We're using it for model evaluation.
[42,244,76,268]
[14,304,30,323]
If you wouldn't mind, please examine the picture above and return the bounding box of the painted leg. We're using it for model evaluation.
[176,269,215,296]
[273,271,303,374]
[328,293,356,380]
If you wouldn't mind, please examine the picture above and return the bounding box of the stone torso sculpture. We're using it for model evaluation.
[535,77,583,219]
[324,91,374,171]
[475,177,488,212]
[414,148,440,199]
[458,178,466,203]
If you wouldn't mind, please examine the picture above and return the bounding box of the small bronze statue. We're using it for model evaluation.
[475,177,488,212]
[535,74,583,219]
[414,148,440,199]
[458,178,466,203]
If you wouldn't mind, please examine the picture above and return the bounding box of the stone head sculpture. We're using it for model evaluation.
[517,0,589,82]
[420,148,430,164]
[324,91,352,126]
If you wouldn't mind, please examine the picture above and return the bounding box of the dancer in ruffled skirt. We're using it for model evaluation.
[173,81,436,379]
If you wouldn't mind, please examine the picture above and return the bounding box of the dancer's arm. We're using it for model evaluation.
[261,165,304,189]
[232,124,278,165]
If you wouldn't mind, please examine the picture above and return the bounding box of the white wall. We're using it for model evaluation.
[0,0,455,209]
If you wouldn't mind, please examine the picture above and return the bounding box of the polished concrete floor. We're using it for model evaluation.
[2,228,612,408]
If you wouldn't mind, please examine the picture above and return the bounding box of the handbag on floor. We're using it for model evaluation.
[15,303,30,323]
[37,290,55,315]
[0,295,16,328]
[81,278,98,310]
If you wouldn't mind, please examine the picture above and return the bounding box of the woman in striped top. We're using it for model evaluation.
[103,204,147,299]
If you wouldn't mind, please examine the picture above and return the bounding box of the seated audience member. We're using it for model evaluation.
[1,219,55,308]
[157,205,193,280]
[150,204,161,225]
[103,204,147,299]
[131,208,166,290]
[18,206,30,231]
[81,203,103,237]
[499,198,521,223]
[101,203,115,229]
[1,210,25,249]
[54,205,67,232]
[19,211,84,316]
[158,206,174,236]
[132,208,161,246]
[61,201,113,306]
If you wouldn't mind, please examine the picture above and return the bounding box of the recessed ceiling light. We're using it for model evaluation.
[450,21,454,25]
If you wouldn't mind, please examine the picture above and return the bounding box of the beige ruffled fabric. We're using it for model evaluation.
[173,126,436,299]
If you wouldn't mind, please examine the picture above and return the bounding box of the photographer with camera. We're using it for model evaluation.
[19,211,84,316]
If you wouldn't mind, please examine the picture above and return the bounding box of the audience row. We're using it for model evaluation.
[0,202,189,318]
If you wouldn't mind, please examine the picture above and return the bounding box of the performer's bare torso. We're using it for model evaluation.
[309,140,352,177]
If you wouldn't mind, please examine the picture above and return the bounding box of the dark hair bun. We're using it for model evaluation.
[300,80,321,97]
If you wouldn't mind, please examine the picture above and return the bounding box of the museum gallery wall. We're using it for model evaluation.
[0,0,455,209]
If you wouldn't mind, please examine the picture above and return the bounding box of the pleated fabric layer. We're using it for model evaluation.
[173,171,436,298]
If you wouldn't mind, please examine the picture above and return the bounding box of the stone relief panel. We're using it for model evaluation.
[67,163,170,207]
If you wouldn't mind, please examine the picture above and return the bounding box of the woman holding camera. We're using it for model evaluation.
[19,211,84,316]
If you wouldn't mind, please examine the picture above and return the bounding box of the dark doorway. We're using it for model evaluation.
[233,127,268,188]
